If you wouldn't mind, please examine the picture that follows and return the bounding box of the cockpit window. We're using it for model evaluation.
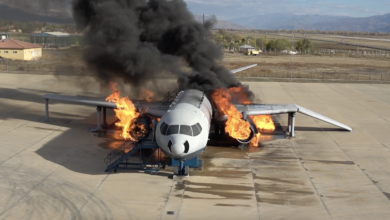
[160,122,169,135]
[180,125,192,136]
[192,123,202,136]
[160,123,202,136]
[167,125,179,135]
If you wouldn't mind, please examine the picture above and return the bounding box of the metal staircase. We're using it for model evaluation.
[159,90,179,109]
[104,139,162,173]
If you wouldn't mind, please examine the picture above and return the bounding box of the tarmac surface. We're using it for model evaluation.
[1,73,390,220]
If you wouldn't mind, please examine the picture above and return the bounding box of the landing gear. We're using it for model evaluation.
[173,166,189,176]
[171,157,202,177]
[173,166,179,176]
[173,160,190,176]
[184,166,189,176]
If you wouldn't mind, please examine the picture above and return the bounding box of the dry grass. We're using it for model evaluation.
[0,47,89,74]
[227,31,390,52]
[1,43,390,83]
[222,53,390,81]
[304,34,390,50]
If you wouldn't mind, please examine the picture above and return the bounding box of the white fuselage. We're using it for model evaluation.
[156,90,212,160]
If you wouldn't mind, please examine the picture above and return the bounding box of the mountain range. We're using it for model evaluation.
[307,13,390,32]
[193,14,246,30]
[0,3,245,29]
[229,13,390,32]
[1,2,389,32]
[0,3,73,24]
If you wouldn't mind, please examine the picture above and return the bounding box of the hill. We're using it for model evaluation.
[228,13,390,32]
[0,3,245,30]
[0,3,74,24]
[194,14,246,30]
[308,13,390,32]
[228,13,345,30]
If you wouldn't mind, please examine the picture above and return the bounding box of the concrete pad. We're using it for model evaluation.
[1,74,390,219]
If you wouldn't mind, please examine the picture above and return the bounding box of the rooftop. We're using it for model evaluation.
[0,38,42,49]
[239,44,255,49]
[31,32,71,37]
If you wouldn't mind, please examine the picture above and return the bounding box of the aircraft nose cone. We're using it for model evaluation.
[171,143,184,155]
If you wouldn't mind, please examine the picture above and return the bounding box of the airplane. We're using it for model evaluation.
[42,64,352,176]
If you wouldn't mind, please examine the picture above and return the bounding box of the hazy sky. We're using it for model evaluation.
[185,0,390,20]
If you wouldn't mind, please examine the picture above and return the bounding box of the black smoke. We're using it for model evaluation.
[72,0,253,98]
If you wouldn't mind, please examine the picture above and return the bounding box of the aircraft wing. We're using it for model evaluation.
[230,64,257,74]
[43,94,117,109]
[43,94,169,118]
[234,103,352,132]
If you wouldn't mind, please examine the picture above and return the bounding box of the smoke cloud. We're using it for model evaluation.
[72,0,252,98]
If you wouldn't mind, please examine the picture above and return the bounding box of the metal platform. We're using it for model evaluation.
[104,139,163,173]
[104,138,203,175]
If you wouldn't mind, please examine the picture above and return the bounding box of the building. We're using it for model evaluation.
[30,32,71,49]
[0,32,9,40]
[0,39,42,60]
[239,44,256,53]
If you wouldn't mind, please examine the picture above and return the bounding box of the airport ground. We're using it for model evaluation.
[1,38,390,83]
[229,31,390,51]
[1,73,390,219]
[224,53,390,82]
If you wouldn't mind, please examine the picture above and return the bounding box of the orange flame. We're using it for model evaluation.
[106,82,140,140]
[249,115,275,132]
[211,88,252,140]
[249,115,275,147]
[141,89,154,102]
[211,87,276,147]
[251,133,261,147]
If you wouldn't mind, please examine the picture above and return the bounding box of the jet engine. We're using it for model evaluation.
[236,119,257,144]
[128,116,152,141]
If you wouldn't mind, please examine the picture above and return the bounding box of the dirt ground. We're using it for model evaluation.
[1,45,390,82]
[0,47,87,74]
[228,31,390,52]
[223,53,390,81]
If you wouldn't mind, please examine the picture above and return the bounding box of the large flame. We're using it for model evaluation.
[249,115,276,146]
[211,87,276,147]
[211,88,252,140]
[106,82,140,140]
[249,115,276,132]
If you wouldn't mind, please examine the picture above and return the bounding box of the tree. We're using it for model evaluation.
[264,36,269,46]
[295,39,314,53]
[266,39,291,51]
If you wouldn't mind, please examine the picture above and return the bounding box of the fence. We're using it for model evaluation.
[224,49,390,58]
[0,62,176,78]
[1,60,390,83]
[236,70,390,83]
[318,49,390,57]
[0,62,86,75]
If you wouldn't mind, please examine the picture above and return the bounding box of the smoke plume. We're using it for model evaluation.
[72,0,252,98]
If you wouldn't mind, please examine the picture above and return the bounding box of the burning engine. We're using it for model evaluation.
[236,119,258,144]
[128,116,152,141]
